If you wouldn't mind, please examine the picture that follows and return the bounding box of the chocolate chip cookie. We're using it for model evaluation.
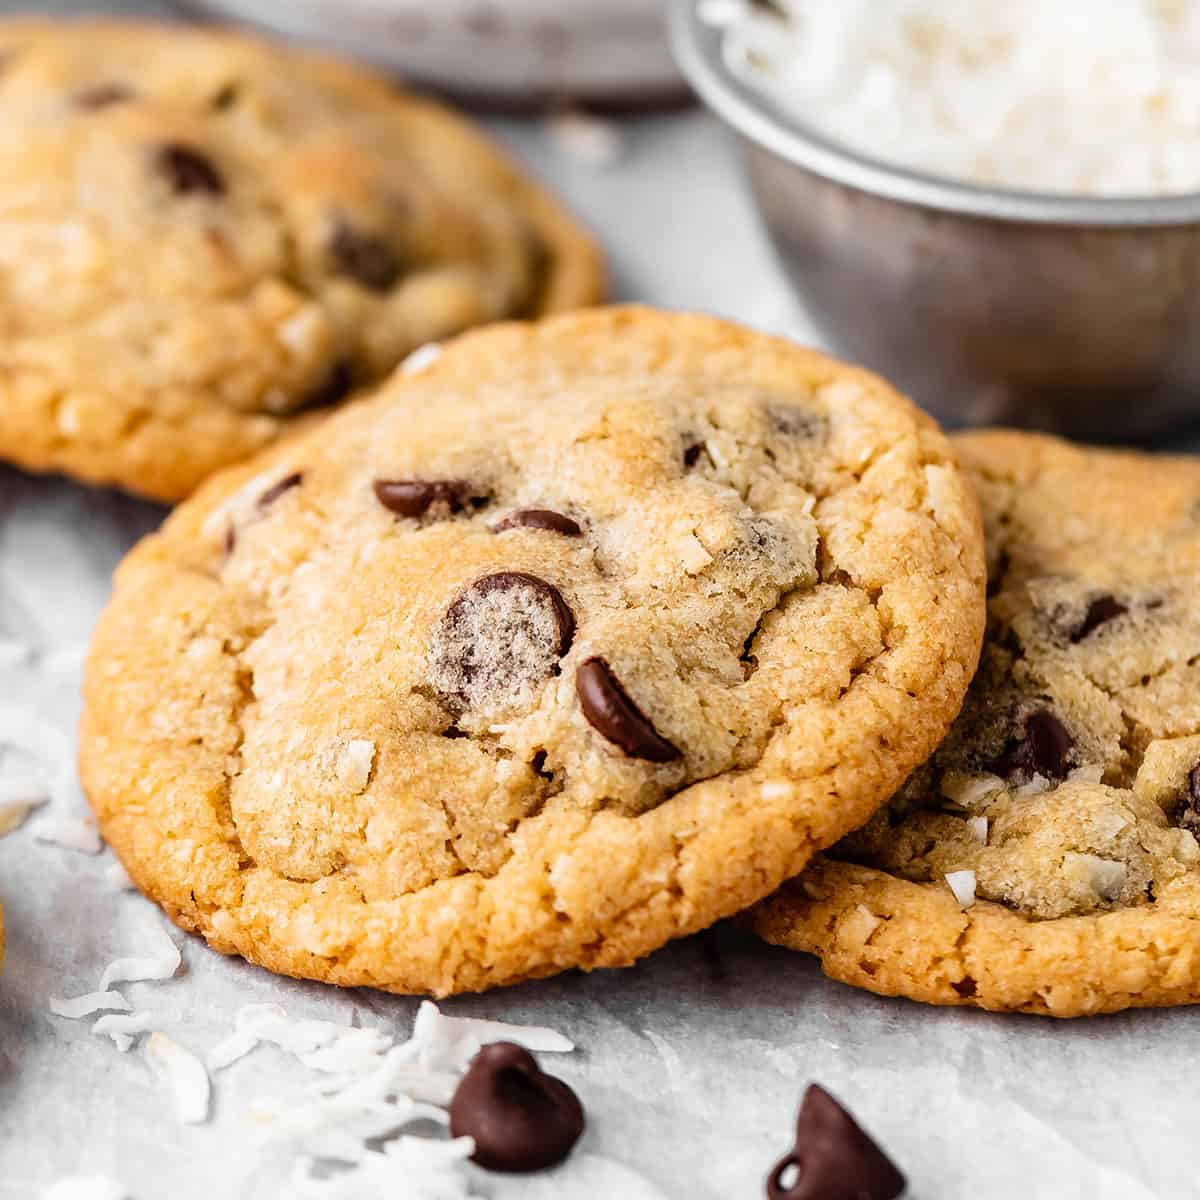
[752,431,1200,1017]
[80,307,984,996]
[0,18,603,502]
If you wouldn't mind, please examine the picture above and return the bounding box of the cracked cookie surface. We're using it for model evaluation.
[752,431,1200,1016]
[0,18,603,502]
[80,307,984,996]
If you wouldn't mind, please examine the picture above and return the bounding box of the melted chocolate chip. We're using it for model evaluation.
[576,657,681,763]
[373,479,481,519]
[258,471,303,509]
[75,83,133,110]
[766,1085,905,1200]
[449,1043,584,1173]
[430,573,575,712]
[993,708,1074,782]
[1180,763,1200,835]
[1070,594,1128,643]
[329,220,402,292]
[293,359,354,414]
[493,509,583,537]
[157,143,225,196]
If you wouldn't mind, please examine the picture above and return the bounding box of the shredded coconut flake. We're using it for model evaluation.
[967,815,989,845]
[336,739,376,794]
[940,770,1005,809]
[32,815,103,854]
[945,869,977,909]
[411,1001,573,1073]
[92,1011,157,1052]
[544,109,626,169]
[40,1177,127,1200]
[146,1032,211,1124]
[0,795,47,836]
[401,342,442,375]
[50,991,131,1020]
[98,931,181,992]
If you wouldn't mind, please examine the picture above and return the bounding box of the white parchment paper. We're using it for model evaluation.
[0,3,1193,1197]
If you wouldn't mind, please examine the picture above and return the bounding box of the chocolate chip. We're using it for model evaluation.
[1070,594,1128,643]
[993,708,1074,782]
[329,220,402,292]
[770,406,826,438]
[766,1085,905,1200]
[258,471,303,509]
[449,1042,584,1173]
[75,83,133,110]
[493,509,582,537]
[157,143,225,196]
[1180,763,1200,835]
[373,479,483,519]
[211,82,241,111]
[576,657,681,764]
[430,573,575,712]
[683,441,705,469]
[293,359,354,414]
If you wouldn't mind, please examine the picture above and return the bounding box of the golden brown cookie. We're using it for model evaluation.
[80,307,984,996]
[751,431,1200,1017]
[0,18,603,501]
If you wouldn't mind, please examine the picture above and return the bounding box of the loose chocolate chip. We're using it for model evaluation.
[430,573,575,712]
[993,707,1074,782]
[329,220,402,292]
[766,1085,905,1200]
[157,143,225,196]
[576,657,681,764]
[1180,763,1200,834]
[449,1042,584,1173]
[493,509,583,537]
[1070,594,1128,643]
[75,83,133,110]
[257,471,303,509]
[373,479,482,519]
[293,359,354,414]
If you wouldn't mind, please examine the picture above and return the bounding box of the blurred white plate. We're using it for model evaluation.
[181,0,686,106]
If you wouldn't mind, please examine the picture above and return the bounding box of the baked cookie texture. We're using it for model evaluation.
[80,307,985,996]
[0,18,604,502]
[752,431,1200,1017]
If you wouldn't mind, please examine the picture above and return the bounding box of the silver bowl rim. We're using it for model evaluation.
[669,0,1200,228]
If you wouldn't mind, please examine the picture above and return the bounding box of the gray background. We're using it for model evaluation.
[0,3,1193,1198]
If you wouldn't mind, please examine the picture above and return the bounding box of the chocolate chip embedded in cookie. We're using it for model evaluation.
[0,17,604,501]
[80,306,984,996]
[751,430,1200,1017]
[430,572,575,718]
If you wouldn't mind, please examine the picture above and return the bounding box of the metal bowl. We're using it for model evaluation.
[670,0,1200,441]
